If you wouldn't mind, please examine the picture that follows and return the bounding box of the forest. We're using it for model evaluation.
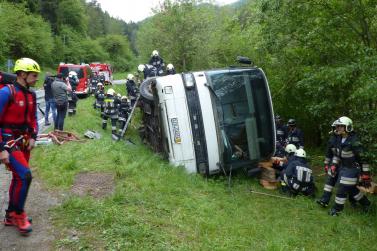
[1,0,377,165]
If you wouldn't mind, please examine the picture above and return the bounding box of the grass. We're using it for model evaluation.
[30,92,377,250]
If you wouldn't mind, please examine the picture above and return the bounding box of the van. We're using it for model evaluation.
[57,64,92,96]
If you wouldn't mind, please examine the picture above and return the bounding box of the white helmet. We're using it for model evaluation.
[294,148,306,158]
[138,64,145,72]
[285,144,297,154]
[334,116,353,132]
[152,50,159,56]
[121,96,129,101]
[107,88,115,96]
[68,71,77,77]
[167,63,174,70]
[97,83,103,87]
[127,74,134,80]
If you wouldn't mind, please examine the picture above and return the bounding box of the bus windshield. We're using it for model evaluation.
[206,68,274,165]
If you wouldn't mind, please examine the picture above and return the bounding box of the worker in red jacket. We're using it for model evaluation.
[0,57,40,235]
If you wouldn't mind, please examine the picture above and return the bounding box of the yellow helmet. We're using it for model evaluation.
[14,58,41,73]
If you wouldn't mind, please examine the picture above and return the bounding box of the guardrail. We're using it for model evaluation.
[35,89,50,132]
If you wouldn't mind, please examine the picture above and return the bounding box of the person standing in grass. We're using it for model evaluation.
[51,73,71,131]
[43,72,57,126]
[0,58,40,235]
[327,116,372,216]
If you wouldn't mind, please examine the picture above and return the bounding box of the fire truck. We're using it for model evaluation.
[89,63,113,85]
[57,63,92,96]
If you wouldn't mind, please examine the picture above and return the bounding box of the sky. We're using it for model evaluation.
[92,0,239,23]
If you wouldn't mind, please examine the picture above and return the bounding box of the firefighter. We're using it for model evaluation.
[275,115,287,145]
[67,71,79,116]
[118,96,131,135]
[328,116,371,216]
[0,57,40,235]
[102,88,119,140]
[126,74,138,107]
[286,118,304,149]
[317,120,356,208]
[274,143,297,172]
[166,63,176,75]
[281,149,315,197]
[149,50,165,73]
[138,64,157,79]
[94,83,105,114]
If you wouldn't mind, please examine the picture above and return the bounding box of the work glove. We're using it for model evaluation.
[324,164,329,173]
[360,174,372,188]
[328,165,337,177]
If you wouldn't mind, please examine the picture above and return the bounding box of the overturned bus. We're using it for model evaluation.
[139,62,275,176]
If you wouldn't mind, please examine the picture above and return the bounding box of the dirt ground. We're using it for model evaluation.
[0,168,114,251]
[0,173,59,251]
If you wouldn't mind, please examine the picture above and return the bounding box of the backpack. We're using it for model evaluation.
[0,71,17,102]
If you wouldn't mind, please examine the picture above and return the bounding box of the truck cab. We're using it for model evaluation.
[140,67,275,175]
[57,63,92,96]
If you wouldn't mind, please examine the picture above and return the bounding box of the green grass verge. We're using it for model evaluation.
[31,94,377,250]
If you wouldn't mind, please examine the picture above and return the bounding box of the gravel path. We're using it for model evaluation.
[0,164,59,251]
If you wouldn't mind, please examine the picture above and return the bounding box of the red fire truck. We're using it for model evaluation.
[89,63,113,85]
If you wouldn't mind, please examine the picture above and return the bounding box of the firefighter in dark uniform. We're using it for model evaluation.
[281,149,315,197]
[94,83,105,114]
[102,88,119,140]
[126,74,138,107]
[328,116,371,216]
[274,143,297,172]
[118,96,131,135]
[286,118,304,149]
[274,115,287,157]
[317,120,356,208]
[149,50,165,73]
[166,63,176,75]
[67,71,79,116]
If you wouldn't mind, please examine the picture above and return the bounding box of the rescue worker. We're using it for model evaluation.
[94,83,105,115]
[286,118,304,149]
[102,88,119,140]
[281,149,315,197]
[0,57,40,235]
[273,143,297,172]
[317,120,356,208]
[149,50,164,74]
[138,64,157,79]
[327,116,371,216]
[126,74,138,107]
[118,96,132,135]
[98,71,106,84]
[166,63,176,75]
[90,74,99,95]
[275,115,287,145]
[67,71,79,116]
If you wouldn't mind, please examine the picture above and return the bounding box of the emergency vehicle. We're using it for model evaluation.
[89,63,113,85]
[139,57,275,175]
[57,63,92,96]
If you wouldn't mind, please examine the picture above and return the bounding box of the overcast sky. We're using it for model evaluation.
[92,0,239,22]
